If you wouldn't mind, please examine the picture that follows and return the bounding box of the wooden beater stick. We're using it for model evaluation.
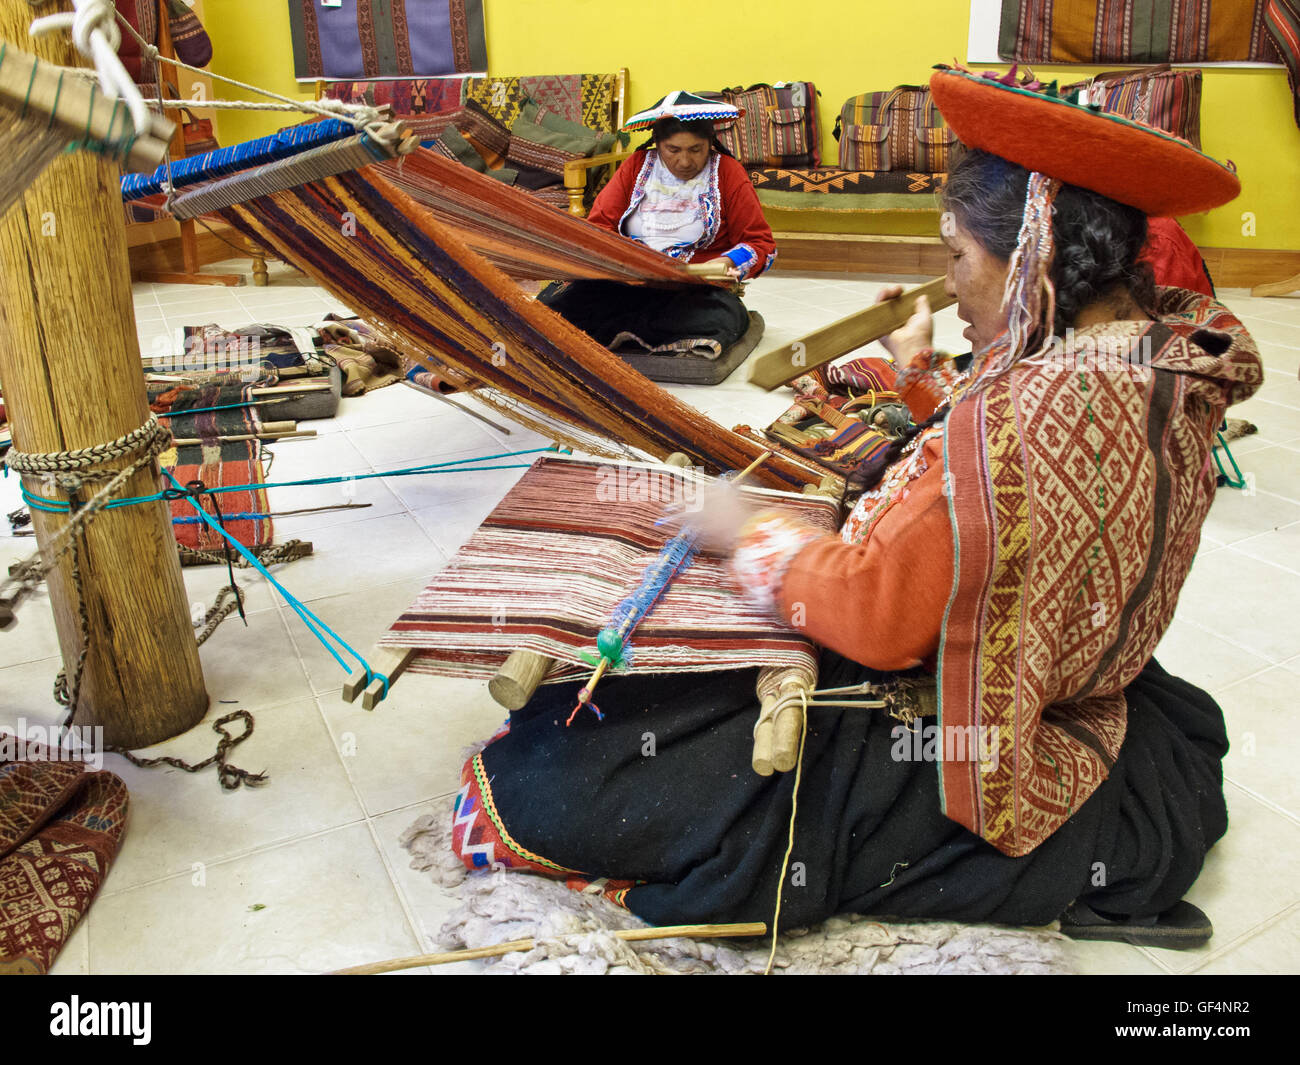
[328,921,767,975]
[747,277,953,391]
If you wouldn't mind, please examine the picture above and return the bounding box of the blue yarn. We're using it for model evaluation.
[162,468,370,681]
[120,119,359,201]
[605,530,699,666]
[172,513,267,525]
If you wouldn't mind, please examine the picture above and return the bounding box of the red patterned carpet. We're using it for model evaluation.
[0,744,129,974]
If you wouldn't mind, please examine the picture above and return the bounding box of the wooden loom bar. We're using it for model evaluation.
[747,277,954,391]
[0,2,206,747]
[752,473,843,776]
[330,921,768,975]
[0,39,174,172]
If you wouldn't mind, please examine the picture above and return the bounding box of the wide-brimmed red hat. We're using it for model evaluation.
[929,67,1239,216]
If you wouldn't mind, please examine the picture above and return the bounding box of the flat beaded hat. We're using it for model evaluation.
[622,90,743,132]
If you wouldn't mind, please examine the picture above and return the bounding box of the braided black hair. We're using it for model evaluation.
[941,149,1156,336]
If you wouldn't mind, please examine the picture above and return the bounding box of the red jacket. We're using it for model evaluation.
[587,149,777,280]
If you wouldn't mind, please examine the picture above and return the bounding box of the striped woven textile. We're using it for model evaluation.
[371,147,704,282]
[219,161,823,490]
[149,383,273,556]
[380,455,838,681]
[287,1,487,79]
[998,0,1276,62]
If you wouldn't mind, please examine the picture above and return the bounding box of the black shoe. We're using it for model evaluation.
[1058,899,1212,950]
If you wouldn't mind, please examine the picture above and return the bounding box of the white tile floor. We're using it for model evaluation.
[3,259,1299,975]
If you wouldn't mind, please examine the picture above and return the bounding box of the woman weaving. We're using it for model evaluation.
[539,91,776,363]
[453,68,1262,948]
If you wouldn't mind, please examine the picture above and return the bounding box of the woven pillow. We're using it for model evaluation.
[506,103,617,185]
[430,127,519,185]
[519,101,617,155]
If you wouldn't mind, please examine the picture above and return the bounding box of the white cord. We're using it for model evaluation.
[30,0,150,134]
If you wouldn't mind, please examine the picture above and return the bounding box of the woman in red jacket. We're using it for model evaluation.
[539,92,776,361]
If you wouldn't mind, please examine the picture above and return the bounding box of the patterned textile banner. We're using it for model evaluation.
[287,1,488,80]
[998,0,1278,63]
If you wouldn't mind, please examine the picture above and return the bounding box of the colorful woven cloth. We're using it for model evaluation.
[1266,0,1300,127]
[748,168,945,213]
[149,384,273,557]
[462,73,620,134]
[325,77,467,117]
[0,751,129,974]
[287,0,487,79]
[998,0,1278,62]
[379,455,839,682]
[221,161,822,490]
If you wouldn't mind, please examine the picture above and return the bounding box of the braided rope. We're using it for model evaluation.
[116,710,267,789]
[2,415,171,608]
[4,415,267,788]
[6,413,165,474]
[177,538,313,568]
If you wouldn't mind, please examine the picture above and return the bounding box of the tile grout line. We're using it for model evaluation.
[1184,899,1300,974]
[97,817,373,901]
[1174,614,1295,669]
[1222,775,1300,831]
[359,816,438,956]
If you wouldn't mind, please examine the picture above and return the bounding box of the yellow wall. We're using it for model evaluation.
[203,0,1300,249]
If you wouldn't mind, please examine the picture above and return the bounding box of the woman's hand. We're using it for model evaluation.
[658,478,755,555]
[874,285,934,369]
[702,257,743,280]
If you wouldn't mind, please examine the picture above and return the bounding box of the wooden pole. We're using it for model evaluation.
[0,3,207,748]
[329,921,768,975]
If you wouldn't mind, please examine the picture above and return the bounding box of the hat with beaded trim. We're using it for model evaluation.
[622,90,743,133]
[928,66,1240,217]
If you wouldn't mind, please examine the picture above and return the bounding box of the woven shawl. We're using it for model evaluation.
[219,160,822,492]
[380,455,839,681]
[938,290,1263,856]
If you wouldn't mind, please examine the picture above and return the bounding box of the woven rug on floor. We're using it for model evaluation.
[400,797,1075,975]
[0,749,129,974]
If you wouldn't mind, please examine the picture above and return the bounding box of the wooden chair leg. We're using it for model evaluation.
[247,239,269,286]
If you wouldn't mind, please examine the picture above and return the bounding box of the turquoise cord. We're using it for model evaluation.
[162,469,380,688]
[14,447,549,514]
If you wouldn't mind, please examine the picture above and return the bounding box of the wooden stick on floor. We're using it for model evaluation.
[747,277,954,391]
[328,921,768,975]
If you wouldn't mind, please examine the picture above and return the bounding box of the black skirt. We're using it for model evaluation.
[539,279,751,352]
[476,653,1229,930]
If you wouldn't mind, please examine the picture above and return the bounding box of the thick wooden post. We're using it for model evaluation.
[0,3,207,747]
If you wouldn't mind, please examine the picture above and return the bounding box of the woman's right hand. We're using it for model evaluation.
[875,285,934,369]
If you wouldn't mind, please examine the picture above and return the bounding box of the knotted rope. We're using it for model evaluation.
[3,414,263,789]
[29,0,149,131]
